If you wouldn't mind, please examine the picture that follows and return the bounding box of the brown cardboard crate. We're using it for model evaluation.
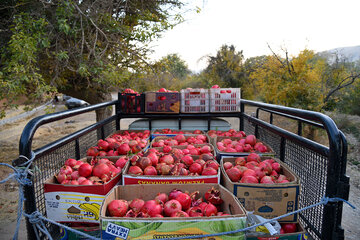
[44,158,123,223]
[100,184,247,239]
[221,157,300,222]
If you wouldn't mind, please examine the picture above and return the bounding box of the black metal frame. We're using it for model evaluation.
[13,97,349,240]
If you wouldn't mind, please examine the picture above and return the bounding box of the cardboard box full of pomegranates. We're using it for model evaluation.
[220,157,300,222]
[44,158,124,224]
[100,184,247,240]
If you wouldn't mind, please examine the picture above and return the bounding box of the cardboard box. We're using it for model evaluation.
[122,155,220,185]
[100,184,247,240]
[145,91,180,113]
[44,158,123,223]
[246,222,308,240]
[215,136,275,160]
[221,157,300,222]
[180,88,209,113]
[210,88,241,112]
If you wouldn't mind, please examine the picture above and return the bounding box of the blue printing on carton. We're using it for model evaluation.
[233,184,300,222]
[103,223,129,239]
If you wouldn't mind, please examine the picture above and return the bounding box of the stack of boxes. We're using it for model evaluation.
[43,88,308,239]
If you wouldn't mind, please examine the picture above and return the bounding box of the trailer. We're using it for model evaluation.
[13,94,350,239]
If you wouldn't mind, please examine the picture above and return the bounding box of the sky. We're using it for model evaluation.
[149,0,360,72]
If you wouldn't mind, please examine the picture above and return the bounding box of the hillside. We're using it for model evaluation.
[319,45,360,62]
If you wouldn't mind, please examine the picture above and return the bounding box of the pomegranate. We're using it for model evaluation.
[226,167,242,182]
[155,193,168,204]
[92,163,111,178]
[204,187,223,205]
[171,210,189,218]
[56,173,67,183]
[141,200,163,217]
[260,176,275,184]
[107,200,129,217]
[247,153,261,163]
[204,160,219,171]
[160,155,174,165]
[117,143,130,155]
[70,171,80,180]
[128,166,143,175]
[78,163,93,177]
[115,157,128,168]
[203,203,218,217]
[181,155,194,166]
[240,175,259,183]
[201,167,217,175]
[175,193,192,210]
[189,163,202,175]
[143,166,157,175]
[164,199,182,217]
[138,157,152,169]
[65,158,78,168]
[60,165,73,175]
[223,162,233,170]
[235,157,246,166]
[87,147,99,157]
[168,189,182,200]
[271,162,281,173]
[187,206,203,217]
[245,135,257,146]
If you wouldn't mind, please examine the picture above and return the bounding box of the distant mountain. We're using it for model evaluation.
[318,45,360,62]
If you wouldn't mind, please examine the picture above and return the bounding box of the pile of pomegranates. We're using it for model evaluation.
[55,157,128,185]
[86,130,150,157]
[216,135,269,153]
[207,129,246,138]
[127,149,219,176]
[106,187,228,218]
[152,128,203,135]
[153,144,214,156]
[223,153,291,184]
[151,134,208,147]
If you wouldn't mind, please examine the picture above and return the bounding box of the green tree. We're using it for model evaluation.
[202,44,246,88]
[0,0,185,120]
[131,53,191,92]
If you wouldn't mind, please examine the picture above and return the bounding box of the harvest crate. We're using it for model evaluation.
[210,88,241,112]
[180,88,209,113]
[118,93,144,114]
[145,91,180,113]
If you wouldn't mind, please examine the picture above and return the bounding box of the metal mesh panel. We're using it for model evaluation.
[257,127,282,156]
[284,140,328,240]
[78,130,98,158]
[243,117,255,135]
[31,141,77,239]
[103,120,116,138]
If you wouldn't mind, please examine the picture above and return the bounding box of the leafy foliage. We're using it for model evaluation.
[0,0,185,119]
[202,44,246,88]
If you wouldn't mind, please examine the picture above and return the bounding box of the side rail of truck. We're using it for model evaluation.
[13,98,349,240]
